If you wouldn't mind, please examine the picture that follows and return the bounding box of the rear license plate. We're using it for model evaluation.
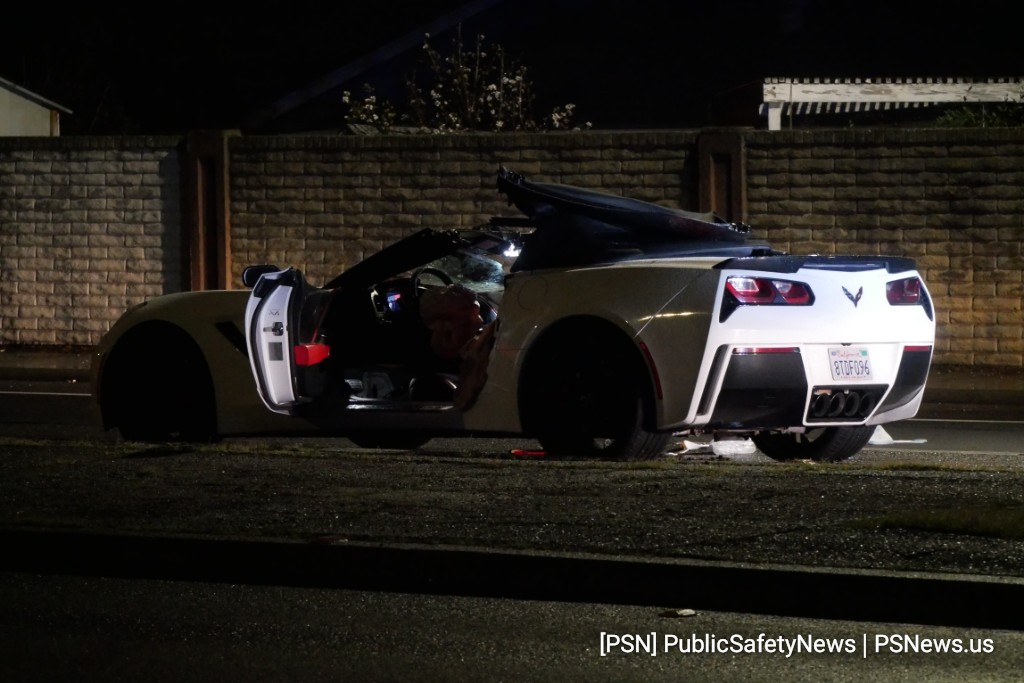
[829,347,872,381]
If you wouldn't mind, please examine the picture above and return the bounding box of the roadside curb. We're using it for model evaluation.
[924,389,1024,404]
[0,366,92,383]
[0,348,92,383]
[3,529,1022,631]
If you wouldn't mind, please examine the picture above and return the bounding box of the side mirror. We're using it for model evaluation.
[242,265,280,288]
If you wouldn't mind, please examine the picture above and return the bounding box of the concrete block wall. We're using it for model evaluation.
[229,131,699,288]
[0,128,1021,369]
[0,136,182,345]
[746,128,1024,368]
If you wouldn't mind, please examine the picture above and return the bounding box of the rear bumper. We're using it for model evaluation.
[703,346,932,430]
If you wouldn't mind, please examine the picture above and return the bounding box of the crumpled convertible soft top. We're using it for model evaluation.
[495,167,757,271]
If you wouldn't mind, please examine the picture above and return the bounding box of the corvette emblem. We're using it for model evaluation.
[842,286,863,307]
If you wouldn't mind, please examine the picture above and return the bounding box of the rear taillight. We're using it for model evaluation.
[886,276,921,305]
[726,277,775,304]
[773,280,813,304]
[726,277,813,304]
[722,276,814,321]
[887,276,933,320]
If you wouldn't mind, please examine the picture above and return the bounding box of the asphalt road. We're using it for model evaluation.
[1,377,1023,450]
[3,572,1023,683]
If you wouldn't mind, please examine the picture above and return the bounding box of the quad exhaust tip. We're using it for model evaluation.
[809,388,878,421]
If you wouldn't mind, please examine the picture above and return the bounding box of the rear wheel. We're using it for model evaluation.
[520,322,669,461]
[752,426,874,463]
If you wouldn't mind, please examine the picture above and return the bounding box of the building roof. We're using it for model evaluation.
[760,77,1023,129]
[0,75,72,114]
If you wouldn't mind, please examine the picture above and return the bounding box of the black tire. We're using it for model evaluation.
[346,432,432,450]
[520,322,670,461]
[752,426,875,463]
[104,325,217,442]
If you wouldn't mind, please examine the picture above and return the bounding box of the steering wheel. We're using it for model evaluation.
[410,266,454,297]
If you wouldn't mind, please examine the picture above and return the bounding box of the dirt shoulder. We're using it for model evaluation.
[3,436,1024,579]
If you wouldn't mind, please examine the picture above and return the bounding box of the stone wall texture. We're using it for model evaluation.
[1,128,1021,368]
[229,132,699,289]
[744,129,1023,368]
[0,136,182,345]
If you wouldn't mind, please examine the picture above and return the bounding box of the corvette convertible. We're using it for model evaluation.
[93,168,935,461]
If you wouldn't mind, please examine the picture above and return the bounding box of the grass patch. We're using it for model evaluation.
[855,505,1024,541]
[872,462,992,474]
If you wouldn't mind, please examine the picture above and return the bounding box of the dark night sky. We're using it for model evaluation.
[3,1,1022,134]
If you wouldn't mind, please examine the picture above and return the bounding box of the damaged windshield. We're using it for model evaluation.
[419,229,518,297]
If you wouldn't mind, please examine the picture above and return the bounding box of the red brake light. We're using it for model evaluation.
[294,343,331,367]
[887,277,922,305]
[774,281,812,304]
[725,276,815,306]
[732,347,801,355]
[726,277,774,304]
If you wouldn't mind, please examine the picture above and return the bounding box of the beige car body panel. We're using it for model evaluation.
[462,259,721,432]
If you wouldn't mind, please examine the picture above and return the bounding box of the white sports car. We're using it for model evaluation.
[94,168,935,461]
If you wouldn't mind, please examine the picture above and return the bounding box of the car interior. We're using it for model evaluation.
[315,248,505,408]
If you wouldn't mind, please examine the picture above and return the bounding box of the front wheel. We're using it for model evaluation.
[103,327,217,442]
[752,425,875,463]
